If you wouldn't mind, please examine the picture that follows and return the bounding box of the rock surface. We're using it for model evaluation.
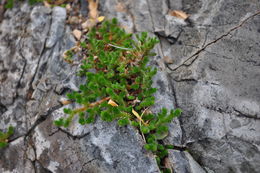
[0,0,260,173]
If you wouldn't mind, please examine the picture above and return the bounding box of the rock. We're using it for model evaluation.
[168,150,206,173]
[45,7,66,48]
[0,2,160,173]
[164,14,187,39]
[72,29,82,40]
[168,10,189,20]
[32,112,159,173]
[152,69,183,147]
[101,0,260,172]
[165,0,260,172]
[0,137,35,173]
[1,0,260,173]
[99,0,134,33]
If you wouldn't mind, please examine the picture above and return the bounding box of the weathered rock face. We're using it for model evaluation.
[0,0,259,173]
[0,3,159,173]
[164,1,260,172]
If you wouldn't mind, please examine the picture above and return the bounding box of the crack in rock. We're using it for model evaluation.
[168,11,260,71]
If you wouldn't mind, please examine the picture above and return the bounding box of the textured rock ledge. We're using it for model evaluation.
[0,3,159,173]
[0,0,260,173]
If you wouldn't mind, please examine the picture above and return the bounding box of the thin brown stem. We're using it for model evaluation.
[73,97,110,113]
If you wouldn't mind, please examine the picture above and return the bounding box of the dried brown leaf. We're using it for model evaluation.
[60,100,71,105]
[164,158,173,173]
[72,29,82,40]
[97,16,105,22]
[87,0,99,19]
[82,0,103,30]
[163,56,174,64]
[108,99,118,107]
[82,20,95,30]
[169,10,189,19]
[43,1,51,8]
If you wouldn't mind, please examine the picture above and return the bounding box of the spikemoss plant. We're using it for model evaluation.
[0,126,14,148]
[5,0,43,8]
[55,18,181,172]
[4,0,68,9]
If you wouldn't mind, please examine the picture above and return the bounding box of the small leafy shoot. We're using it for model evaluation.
[0,126,15,148]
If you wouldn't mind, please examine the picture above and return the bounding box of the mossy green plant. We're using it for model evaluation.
[4,0,68,9]
[0,126,14,148]
[5,0,43,9]
[55,18,182,172]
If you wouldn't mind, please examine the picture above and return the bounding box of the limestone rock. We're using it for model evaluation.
[0,3,159,173]
[0,0,260,173]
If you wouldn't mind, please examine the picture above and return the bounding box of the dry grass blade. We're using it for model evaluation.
[132,109,148,126]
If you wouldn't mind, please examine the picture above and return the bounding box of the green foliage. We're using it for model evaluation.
[0,126,14,148]
[55,18,182,172]
[5,0,14,9]
[28,0,43,5]
[5,0,43,9]
[4,0,69,9]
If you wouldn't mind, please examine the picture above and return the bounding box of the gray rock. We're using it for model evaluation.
[165,0,260,172]
[0,2,160,173]
[31,111,159,173]
[128,0,154,32]
[1,0,260,173]
[99,0,135,33]
[168,150,206,173]
[45,7,66,48]
[152,69,183,147]
[0,137,35,173]
[101,0,260,172]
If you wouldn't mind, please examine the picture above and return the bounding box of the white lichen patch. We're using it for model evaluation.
[91,126,116,165]
[47,161,60,172]
[52,107,93,136]
[34,127,50,159]
[233,99,259,116]
[26,145,36,161]
[52,108,66,121]
[9,136,23,146]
